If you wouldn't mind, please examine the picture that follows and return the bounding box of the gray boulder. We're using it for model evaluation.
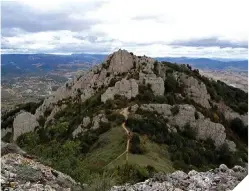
[13,111,39,141]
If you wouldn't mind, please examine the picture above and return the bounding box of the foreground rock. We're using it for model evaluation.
[111,164,247,191]
[1,153,82,191]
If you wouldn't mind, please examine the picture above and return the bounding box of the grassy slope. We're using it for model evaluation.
[82,125,174,173]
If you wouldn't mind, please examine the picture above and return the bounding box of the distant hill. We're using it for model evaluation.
[1,54,106,76]
[1,54,247,76]
[155,57,248,71]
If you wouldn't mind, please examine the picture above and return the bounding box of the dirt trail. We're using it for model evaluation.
[104,107,132,168]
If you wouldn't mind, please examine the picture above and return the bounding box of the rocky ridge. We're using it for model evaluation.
[1,49,248,190]
[111,164,247,191]
[1,142,82,191]
[9,49,247,144]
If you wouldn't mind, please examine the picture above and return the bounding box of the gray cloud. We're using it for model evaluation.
[170,37,248,48]
[1,1,104,34]
[131,15,161,21]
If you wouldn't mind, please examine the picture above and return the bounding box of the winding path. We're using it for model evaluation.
[104,108,132,168]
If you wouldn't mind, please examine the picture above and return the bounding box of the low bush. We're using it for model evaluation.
[130,133,144,154]
[113,163,150,184]
[171,105,180,115]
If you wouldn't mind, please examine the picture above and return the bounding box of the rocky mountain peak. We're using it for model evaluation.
[1,50,248,191]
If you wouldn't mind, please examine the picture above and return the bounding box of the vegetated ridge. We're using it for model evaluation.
[1,49,248,190]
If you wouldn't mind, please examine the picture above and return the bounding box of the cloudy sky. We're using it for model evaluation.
[1,0,248,58]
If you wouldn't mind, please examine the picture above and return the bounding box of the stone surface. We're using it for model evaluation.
[1,153,82,191]
[101,79,138,103]
[179,73,211,108]
[13,111,39,141]
[111,165,247,191]
[139,72,165,96]
[72,116,91,138]
[107,49,134,74]
[224,110,248,126]
[138,104,226,148]
[191,119,226,147]
[225,139,237,152]
[140,104,172,118]
[91,114,108,130]
[83,116,91,128]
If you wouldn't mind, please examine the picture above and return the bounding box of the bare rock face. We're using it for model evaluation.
[72,116,91,138]
[179,74,211,108]
[225,140,237,152]
[1,153,82,191]
[83,116,91,127]
[107,49,134,74]
[191,119,226,147]
[224,110,248,126]
[170,105,204,129]
[91,114,108,130]
[101,79,138,103]
[45,104,67,127]
[138,104,227,148]
[1,128,12,139]
[13,112,39,141]
[140,104,172,117]
[139,73,165,96]
[111,164,247,191]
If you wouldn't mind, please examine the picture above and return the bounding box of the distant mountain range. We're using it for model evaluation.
[155,57,248,71]
[1,54,248,76]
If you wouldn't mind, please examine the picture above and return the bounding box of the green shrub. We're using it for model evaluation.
[171,105,180,115]
[2,132,12,143]
[181,123,196,139]
[194,111,199,119]
[130,133,144,154]
[113,163,149,184]
[166,94,176,105]
[37,116,46,127]
[230,118,248,144]
[164,74,177,92]
[106,112,125,125]
[87,173,115,191]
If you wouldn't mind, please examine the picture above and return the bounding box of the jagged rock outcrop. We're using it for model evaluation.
[1,141,26,156]
[101,79,138,103]
[224,110,248,126]
[111,164,247,191]
[191,119,226,147]
[179,74,211,108]
[107,49,134,74]
[225,140,237,152]
[72,116,91,138]
[92,114,108,130]
[12,112,39,141]
[1,128,12,139]
[44,104,67,127]
[136,104,228,148]
[139,73,165,96]
[1,153,82,191]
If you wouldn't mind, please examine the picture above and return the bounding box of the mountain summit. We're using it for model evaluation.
[1,50,248,190]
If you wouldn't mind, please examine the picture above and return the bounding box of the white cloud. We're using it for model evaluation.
[1,0,248,58]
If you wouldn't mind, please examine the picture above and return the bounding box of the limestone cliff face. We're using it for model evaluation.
[138,104,232,149]
[179,73,211,108]
[101,79,139,103]
[12,112,39,141]
[7,49,247,149]
[107,49,134,74]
